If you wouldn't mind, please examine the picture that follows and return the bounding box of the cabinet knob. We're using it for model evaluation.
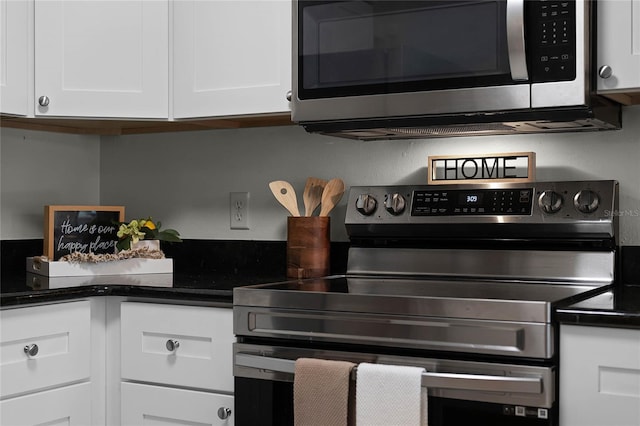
[38,96,50,107]
[165,339,180,352]
[286,90,292,102]
[24,344,39,357]
[217,407,232,420]
[598,65,613,79]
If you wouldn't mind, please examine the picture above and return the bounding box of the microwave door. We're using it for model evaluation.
[292,0,532,122]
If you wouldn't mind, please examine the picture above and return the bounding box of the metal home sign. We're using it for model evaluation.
[428,152,536,184]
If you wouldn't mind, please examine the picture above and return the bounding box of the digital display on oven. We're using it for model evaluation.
[459,193,483,205]
[412,188,533,216]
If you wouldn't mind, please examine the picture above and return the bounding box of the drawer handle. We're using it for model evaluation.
[217,407,232,420]
[166,339,180,352]
[24,344,39,358]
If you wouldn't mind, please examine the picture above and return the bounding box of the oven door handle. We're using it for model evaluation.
[235,353,543,394]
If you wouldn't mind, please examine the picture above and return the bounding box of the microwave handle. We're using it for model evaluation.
[235,353,542,395]
[506,0,529,81]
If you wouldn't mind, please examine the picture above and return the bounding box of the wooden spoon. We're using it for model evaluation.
[269,180,300,216]
[319,178,345,216]
[303,177,328,216]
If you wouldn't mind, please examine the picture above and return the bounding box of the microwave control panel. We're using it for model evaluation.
[527,0,577,83]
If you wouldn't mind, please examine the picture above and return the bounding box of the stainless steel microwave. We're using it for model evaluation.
[291,0,621,140]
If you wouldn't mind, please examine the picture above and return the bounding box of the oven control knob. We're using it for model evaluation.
[355,194,377,216]
[538,191,563,214]
[384,193,406,215]
[574,189,600,213]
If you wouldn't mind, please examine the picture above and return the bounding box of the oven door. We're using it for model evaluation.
[233,343,557,426]
[292,0,531,122]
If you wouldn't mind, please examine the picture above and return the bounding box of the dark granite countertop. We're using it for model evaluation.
[2,240,638,328]
[0,239,329,307]
[556,285,640,328]
[0,270,287,307]
[0,239,349,307]
[4,272,639,330]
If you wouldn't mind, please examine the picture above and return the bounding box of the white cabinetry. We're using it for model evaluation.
[0,0,29,116]
[120,302,235,425]
[0,300,93,425]
[560,324,640,426]
[1,384,92,426]
[34,0,169,118]
[122,382,235,426]
[173,0,291,118]
[597,0,640,98]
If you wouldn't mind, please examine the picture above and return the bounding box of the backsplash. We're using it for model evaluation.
[1,239,350,282]
[1,105,639,244]
[1,239,636,285]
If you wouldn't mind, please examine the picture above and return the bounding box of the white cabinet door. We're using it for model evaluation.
[0,300,91,399]
[121,302,235,393]
[173,0,291,118]
[122,382,234,426]
[0,0,29,115]
[0,383,92,426]
[597,0,640,92]
[560,324,640,426]
[34,0,168,118]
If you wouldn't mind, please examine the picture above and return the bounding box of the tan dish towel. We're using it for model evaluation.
[294,357,356,426]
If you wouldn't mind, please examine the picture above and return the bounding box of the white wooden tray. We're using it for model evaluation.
[27,257,173,277]
[26,272,173,289]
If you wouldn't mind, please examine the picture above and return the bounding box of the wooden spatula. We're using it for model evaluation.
[319,178,345,216]
[269,180,300,217]
[302,177,328,216]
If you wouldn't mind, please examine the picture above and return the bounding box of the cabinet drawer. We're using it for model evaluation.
[560,324,640,426]
[1,382,91,426]
[121,302,234,392]
[122,382,234,426]
[0,300,91,398]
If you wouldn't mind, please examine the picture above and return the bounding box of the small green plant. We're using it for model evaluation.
[116,218,181,251]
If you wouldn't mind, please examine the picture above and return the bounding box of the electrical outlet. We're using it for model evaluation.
[230,192,250,230]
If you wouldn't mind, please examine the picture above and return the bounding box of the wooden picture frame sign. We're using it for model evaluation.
[44,205,125,261]
[427,152,536,185]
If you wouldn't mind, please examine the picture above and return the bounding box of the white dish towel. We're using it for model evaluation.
[355,362,427,426]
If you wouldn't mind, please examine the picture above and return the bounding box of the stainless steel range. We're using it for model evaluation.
[233,180,618,425]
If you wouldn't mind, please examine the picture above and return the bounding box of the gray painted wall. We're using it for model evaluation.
[2,105,639,244]
[0,130,101,239]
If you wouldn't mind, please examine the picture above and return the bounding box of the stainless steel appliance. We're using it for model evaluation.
[233,180,618,425]
[291,0,621,140]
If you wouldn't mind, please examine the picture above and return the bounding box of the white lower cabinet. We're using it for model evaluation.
[0,298,234,425]
[560,324,640,426]
[0,382,92,426]
[0,300,91,399]
[0,300,94,425]
[122,382,234,426]
[120,302,235,425]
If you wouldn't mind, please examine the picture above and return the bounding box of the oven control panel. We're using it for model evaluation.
[345,180,618,230]
[412,188,533,216]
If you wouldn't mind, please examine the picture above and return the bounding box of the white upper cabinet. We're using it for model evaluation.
[34,0,169,119]
[597,0,640,94]
[0,0,29,116]
[173,0,291,119]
